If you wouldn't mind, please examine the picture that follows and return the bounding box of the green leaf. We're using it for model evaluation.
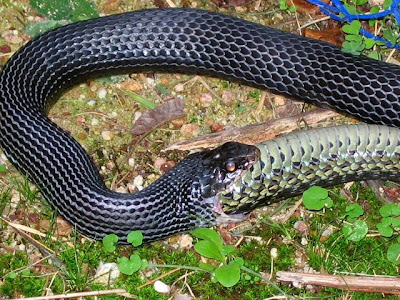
[221,245,236,256]
[345,35,363,42]
[118,254,142,275]
[0,165,7,173]
[199,262,216,272]
[342,20,361,35]
[140,259,148,270]
[234,257,244,267]
[21,269,31,276]
[387,243,400,264]
[355,0,368,5]
[191,228,223,250]
[7,272,18,279]
[367,50,381,60]
[303,186,328,210]
[345,203,364,220]
[392,205,400,216]
[194,240,225,262]
[369,6,380,26]
[377,222,393,237]
[383,0,393,9]
[122,90,156,109]
[342,40,365,56]
[24,20,66,38]
[127,231,143,247]
[383,29,398,45]
[324,197,334,208]
[30,0,98,22]
[215,261,241,287]
[342,220,368,242]
[102,234,118,252]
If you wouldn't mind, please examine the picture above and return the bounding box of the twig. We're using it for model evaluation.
[137,268,181,289]
[277,271,400,294]
[280,198,303,224]
[12,289,129,300]
[165,108,340,151]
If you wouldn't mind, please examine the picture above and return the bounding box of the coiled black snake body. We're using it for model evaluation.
[1,8,400,243]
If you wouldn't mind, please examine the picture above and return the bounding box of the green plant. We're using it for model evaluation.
[25,0,99,38]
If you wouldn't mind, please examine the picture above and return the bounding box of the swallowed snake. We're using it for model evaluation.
[1,8,400,243]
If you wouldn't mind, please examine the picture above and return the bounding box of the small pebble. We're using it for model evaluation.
[154,280,171,294]
[200,93,213,107]
[101,131,114,141]
[97,88,107,99]
[133,175,144,187]
[94,262,120,284]
[174,83,185,92]
[91,118,99,126]
[128,158,135,167]
[87,99,96,106]
[180,123,200,137]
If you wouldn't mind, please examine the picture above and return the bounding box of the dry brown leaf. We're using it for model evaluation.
[211,0,253,7]
[288,0,322,14]
[131,98,185,135]
[304,27,344,47]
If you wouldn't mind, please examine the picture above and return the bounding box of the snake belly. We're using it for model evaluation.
[1,8,400,242]
[219,124,400,214]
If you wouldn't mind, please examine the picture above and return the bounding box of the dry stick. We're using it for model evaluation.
[137,267,182,289]
[166,108,340,151]
[277,271,400,294]
[12,289,130,300]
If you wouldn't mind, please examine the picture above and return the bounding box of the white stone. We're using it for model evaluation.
[154,280,171,294]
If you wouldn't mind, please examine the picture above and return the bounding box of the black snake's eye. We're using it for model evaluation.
[225,161,236,172]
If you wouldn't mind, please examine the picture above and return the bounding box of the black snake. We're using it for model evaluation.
[1,8,400,243]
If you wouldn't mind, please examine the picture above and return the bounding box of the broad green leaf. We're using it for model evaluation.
[191,228,223,249]
[367,50,381,60]
[355,0,368,5]
[127,231,143,247]
[383,29,398,45]
[383,0,393,9]
[221,245,236,256]
[234,257,244,267]
[377,223,393,237]
[0,165,7,173]
[387,243,400,264]
[342,40,365,56]
[140,259,148,270]
[215,261,241,287]
[345,35,363,42]
[30,0,98,22]
[118,254,142,275]
[21,269,31,276]
[392,205,400,216]
[342,220,368,242]
[342,20,361,35]
[345,203,364,219]
[324,197,334,208]
[7,272,17,279]
[25,20,66,38]
[303,186,328,210]
[102,234,118,252]
[194,240,224,262]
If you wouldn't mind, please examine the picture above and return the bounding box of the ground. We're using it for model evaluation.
[0,0,399,299]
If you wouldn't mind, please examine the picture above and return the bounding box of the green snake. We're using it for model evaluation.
[1,8,400,243]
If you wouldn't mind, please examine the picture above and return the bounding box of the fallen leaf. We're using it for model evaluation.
[211,0,253,7]
[288,0,322,14]
[304,26,344,47]
[132,98,185,135]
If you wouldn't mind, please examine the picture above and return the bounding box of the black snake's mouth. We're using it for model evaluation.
[198,142,260,224]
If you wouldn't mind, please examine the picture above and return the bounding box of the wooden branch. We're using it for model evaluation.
[277,271,400,294]
[165,108,340,151]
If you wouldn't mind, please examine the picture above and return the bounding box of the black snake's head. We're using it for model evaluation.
[200,142,260,199]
